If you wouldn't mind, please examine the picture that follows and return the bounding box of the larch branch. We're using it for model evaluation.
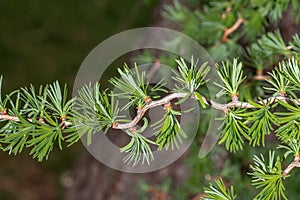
[113,93,295,130]
[0,93,297,131]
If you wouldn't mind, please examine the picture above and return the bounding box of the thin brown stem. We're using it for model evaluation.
[0,93,297,131]
[253,69,271,81]
[283,156,300,176]
[113,93,295,130]
[221,7,231,20]
[0,114,20,122]
[0,114,71,129]
[221,17,244,43]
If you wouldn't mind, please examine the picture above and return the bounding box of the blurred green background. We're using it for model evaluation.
[3,1,300,200]
[0,1,157,199]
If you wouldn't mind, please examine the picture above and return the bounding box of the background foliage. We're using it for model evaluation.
[0,0,156,199]
[3,0,300,200]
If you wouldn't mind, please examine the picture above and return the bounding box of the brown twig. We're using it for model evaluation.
[0,114,20,122]
[0,93,297,131]
[253,69,271,81]
[221,17,244,43]
[282,156,300,176]
[113,93,295,130]
[0,114,71,129]
[221,7,231,20]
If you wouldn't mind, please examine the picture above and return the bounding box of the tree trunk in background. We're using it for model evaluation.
[64,1,189,199]
[64,153,188,200]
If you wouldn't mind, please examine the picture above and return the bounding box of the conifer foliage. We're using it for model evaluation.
[2,0,300,199]
[160,0,300,199]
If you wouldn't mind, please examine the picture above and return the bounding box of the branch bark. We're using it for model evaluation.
[0,93,296,130]
[282,156,300,176]
[221,17,244,43]
[113,93,294,130]
[0,114,20,122]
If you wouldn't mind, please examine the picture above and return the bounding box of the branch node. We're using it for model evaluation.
[112,122,118,128]
[144,96,152,104]
[164,102,172,110]
[224,108,231,114]
[39,118,45,123]
[279,91,286,97]
[128,127,136,133]
[0,109,6,115]
[231,93,239,102]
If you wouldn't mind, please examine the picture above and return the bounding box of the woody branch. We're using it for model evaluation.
[221,17,244,43]
[0,92,297,130]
